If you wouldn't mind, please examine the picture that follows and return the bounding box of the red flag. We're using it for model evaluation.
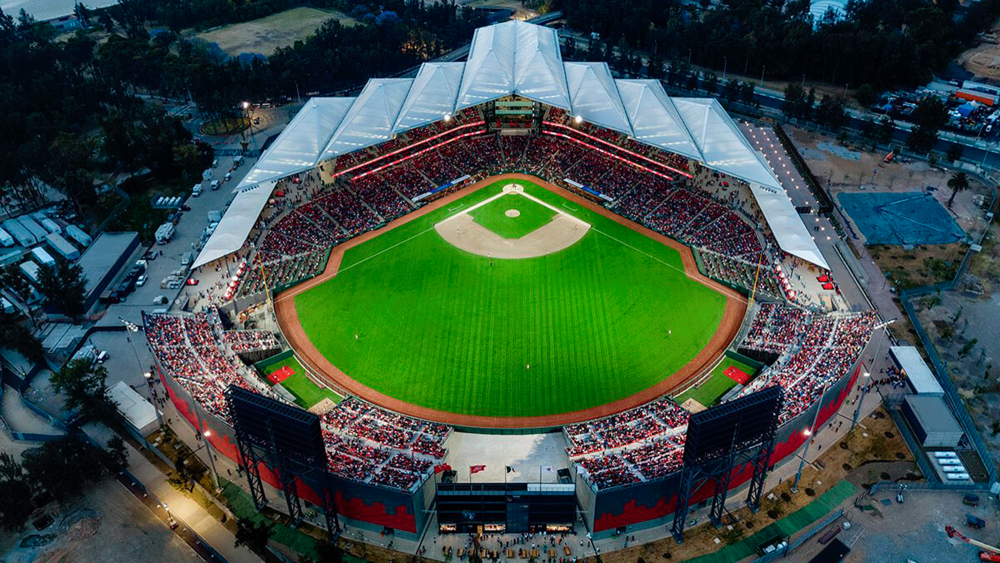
[470,464,486,474]
[434,463,452,474]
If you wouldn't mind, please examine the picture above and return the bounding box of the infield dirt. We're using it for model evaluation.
[274,174,745,428]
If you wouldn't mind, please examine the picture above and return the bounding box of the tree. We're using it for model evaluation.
[38,260,87,320]
[946,172,970,208]
[815,95,847,131]
[854,84,877,108]
[300,539,344,563]
[0,310,43,363]
[21,438,108,502]
[106,434,129,468]
[50,359,119,425]
[0,452,33,531]
[906,97,949,154]
[234,517,275,554]
[946,143,964,163]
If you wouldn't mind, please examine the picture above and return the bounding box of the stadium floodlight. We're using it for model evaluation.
[573,115,583,124]
[242,101,250,109]
[444,114,452,122]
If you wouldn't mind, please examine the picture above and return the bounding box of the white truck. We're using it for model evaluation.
[155,222,175,245]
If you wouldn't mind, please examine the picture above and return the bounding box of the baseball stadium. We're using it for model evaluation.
[146,20,878,548]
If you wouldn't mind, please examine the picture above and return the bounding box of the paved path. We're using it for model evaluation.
[121,438,264,563]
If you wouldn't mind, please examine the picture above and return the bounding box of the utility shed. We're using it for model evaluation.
[903,395,964,449]
[44,233,80,260]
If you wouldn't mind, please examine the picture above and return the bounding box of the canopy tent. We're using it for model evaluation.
[207,19,825,271]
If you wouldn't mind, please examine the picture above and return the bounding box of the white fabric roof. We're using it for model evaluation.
[564,62,632,135]
[673,98,782,192]
[457,21,517,109]
[749,183,829,269]
[193,180,276,269]
[238,98,354,191]
[890,346,944,395]
[391,63,465,135]
[513,21,571,109]
[617,80,702,162]
[202,20,826,270]
[320,79,413,160]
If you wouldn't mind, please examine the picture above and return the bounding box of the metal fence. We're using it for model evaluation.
[751,508,845,562]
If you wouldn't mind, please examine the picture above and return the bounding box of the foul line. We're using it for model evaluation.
[590,227,748,305]
[275,226,436,302]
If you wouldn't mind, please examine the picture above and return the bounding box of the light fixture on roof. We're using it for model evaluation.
[574,115,583,124]
[444,114,452,122]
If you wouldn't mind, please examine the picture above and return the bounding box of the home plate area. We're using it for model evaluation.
[434,186,590,259]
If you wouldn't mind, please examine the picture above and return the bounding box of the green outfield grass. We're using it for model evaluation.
[675,357,758,407]
[468,193,556,238]
[260,356,342,408]
[293,179,729,418]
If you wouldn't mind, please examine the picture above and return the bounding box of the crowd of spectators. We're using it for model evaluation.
[742,303,812,353]
[318,397,451,491]
[569,308,877,491]
[564,398,688,458]
[223,330,280,354]
[145,309,274,420]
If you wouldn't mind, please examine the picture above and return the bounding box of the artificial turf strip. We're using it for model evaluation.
[468,193,556,239]
[675,357,758,407]
[295,180,728,417]
[259,356,342,408]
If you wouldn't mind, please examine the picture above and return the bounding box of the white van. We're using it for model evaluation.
[946,473,970,481]
[192,183,203,197]
[938,458,963,466]
[211,180,220,190]
[932,451,958,459]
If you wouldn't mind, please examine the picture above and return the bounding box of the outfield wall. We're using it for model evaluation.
[578,362,861,538]
[154,363,433,538]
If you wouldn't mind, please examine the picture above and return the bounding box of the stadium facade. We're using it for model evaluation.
[148,19,876,544]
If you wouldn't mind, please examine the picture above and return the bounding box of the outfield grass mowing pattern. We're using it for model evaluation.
[468,193,556,239]
[295,180,728,417]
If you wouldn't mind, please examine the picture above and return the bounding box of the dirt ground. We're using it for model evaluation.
[868,243,968,290]
[582,409,914,563]
[784,488,992,563]
[193,7,356,56]
[272,173,745,429]
[787,126,991,242]
[0,477,201,563]
[435,188,590,258]
[957,18,1000,81]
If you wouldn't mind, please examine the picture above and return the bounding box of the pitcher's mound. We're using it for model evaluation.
[505,209,521,218]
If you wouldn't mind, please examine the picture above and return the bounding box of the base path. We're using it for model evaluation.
[274,173,746,429]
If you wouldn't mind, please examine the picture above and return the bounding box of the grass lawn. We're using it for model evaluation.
[468,193,556,238]
[675,357,758,407]
[260,356,342,408]
[195,7,357,56]
[293,179,728,418]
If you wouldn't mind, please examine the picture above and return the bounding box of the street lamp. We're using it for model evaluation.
[791,400,822,494]
[201,429,222,493]
[121,316,163,428]
[144,371,164,427]
[851,321,892,430]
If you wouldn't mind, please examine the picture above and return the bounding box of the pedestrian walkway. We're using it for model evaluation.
[122,439,264,563]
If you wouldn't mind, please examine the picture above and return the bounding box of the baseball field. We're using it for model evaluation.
[278,175,743,425]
